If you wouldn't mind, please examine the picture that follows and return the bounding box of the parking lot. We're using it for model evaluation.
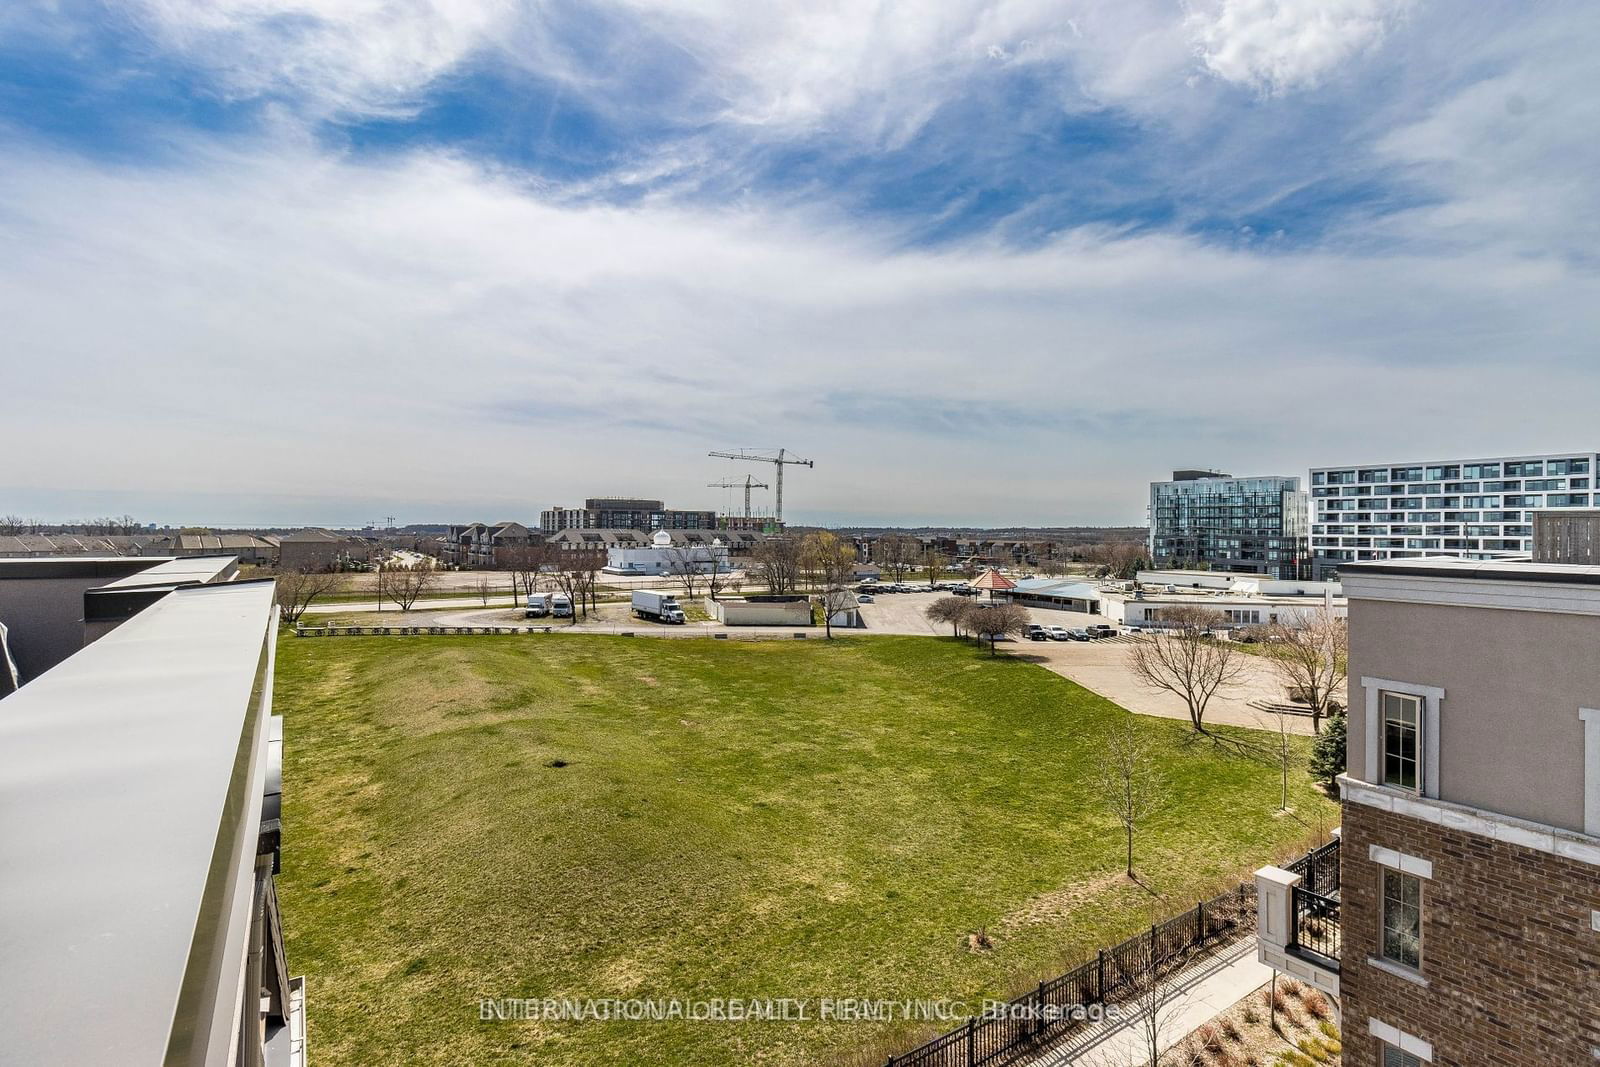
[855,587,1311,734]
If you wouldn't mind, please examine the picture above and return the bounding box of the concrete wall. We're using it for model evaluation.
[1348,596,1600,834]
[706,597,813,626]
[0,563,157,684]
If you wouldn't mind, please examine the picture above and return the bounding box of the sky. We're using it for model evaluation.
[1,1,1596,528]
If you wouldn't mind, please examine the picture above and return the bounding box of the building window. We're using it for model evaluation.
[1382,1046,1424,1067]
[1381,868,1422,969]
[1381,691,1421,791]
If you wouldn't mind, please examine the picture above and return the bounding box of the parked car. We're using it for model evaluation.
[1066,628,1091,641]
[857,593,875,603]
[1027,629,1050,641]
[1046,626,1071,641]
[1090,624,1119,639]
[1024,623,1045,638]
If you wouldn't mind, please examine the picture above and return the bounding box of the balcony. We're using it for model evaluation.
[1255,835,1342,998]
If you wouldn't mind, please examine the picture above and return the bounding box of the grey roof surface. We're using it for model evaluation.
[93,554,237,590]
[0,580,277,1064]
[1341,556,1600,585]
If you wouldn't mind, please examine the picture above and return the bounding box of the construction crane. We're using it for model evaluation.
[707,475,769,519]
[707,448,813,526]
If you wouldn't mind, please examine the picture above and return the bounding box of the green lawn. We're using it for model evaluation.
[275,634,1335,1067]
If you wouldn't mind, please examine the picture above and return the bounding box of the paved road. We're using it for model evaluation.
[311,587,1311,735]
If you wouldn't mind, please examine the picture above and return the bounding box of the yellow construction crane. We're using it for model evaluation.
[707,448,813,526]
[707,475,770,519]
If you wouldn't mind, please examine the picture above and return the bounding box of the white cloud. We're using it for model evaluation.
[1,140,1596,525]
[1188,0,1412,94]
[125,0,516,115]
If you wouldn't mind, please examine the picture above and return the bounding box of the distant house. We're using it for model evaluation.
[174,533,278,566]
[439,522,539,569]
[0,533,174,558]
[276,528,369,572]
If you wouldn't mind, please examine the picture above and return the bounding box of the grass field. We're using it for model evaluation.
[275,633,1336,1066]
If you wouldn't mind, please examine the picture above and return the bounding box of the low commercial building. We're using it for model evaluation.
[1006,578,1102,614]
[0,532,174,557]
[605,530,731,576]
[0,560,303,1065]
[706,595,813,626]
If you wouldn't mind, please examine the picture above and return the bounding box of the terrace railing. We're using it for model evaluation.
[884,837,1338,1067]
[1289,887,1341,967]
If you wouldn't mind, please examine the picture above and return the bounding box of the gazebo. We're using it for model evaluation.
[968,568,1017,599]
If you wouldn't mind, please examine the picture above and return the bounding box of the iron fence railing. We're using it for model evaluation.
[883,838,1339,1067]
[1290,887,1341,966]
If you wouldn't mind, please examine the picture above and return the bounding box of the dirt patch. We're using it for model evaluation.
[638,675,660,687]
[1164,976,1340,1066]
[998,872,1131,930]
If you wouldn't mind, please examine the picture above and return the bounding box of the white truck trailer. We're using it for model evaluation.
[524,592,552,618]
[551,593,573,618]
[632,589,686,624]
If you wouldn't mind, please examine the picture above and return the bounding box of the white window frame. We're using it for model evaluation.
[1369,1018,1433,1062]
[1362,677,1444,799]
[1582,708,1600,837]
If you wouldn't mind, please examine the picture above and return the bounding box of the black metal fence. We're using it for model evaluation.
[884,838,1340,1067]
[1290,887,1341,966]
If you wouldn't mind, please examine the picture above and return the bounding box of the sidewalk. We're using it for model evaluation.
[1027,937,1271,1066]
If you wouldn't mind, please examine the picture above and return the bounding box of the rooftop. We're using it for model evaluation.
[0,579,279,1064]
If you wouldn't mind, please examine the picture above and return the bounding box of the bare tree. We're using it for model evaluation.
[921,547,948,587]
[1095,717,1167,879]
[380,556,439,611]
[662,544,705,601]
[549,548,605,623]
[752,536,802,595]
[1084,541,1147,580]
[875,534,918,584]
[968,601,1029,656]
[274,567,345,625]
[925,596,970,637]
[802,531,858,638]
[706,546,731,601]
[1262,607,1347,734]
[475,574,493,606]
[500,542,552,602]
[1127,606,1247,734]
[0,515,24,535]
[1105,925,1183,1067]
[1254,706,1298,811]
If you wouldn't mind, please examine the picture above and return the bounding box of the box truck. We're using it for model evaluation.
[524,592,552,618]
[551,593,573,618]
[632,589,685,624]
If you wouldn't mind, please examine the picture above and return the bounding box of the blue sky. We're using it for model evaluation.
[1,1,1596,527]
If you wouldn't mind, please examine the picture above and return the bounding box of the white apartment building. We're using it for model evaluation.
[1310,451,1599,577]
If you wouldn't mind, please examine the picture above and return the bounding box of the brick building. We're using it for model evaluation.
[1256,538,1600,1065]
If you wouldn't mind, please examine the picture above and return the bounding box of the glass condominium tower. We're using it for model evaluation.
[1309,451,1600,579]
[1148,470,1310,581]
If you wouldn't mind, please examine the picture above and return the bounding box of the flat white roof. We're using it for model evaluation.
[0,580,277,1064]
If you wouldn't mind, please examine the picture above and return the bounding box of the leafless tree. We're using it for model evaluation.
[921,547,948,587]
[1095,717,1167,879]
[549,548,605,623]
[925,596,970,637]
[967,601,1030,656]
[474,575,493,606]
[706,547,731,601]
[274,567,345,625]
[875,534,918,583]
[1103,924,1182,1067]
[380,556,439,611]
[0,515,24,535]
[802,531,858,638]
[1254,706,1298,811]
[663,544,705,601]
[1262,607,1347,734]
[752,536,802,595]
[1083,541,1147,580]
[500,542,552,601]
[1128,606,1247,734]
